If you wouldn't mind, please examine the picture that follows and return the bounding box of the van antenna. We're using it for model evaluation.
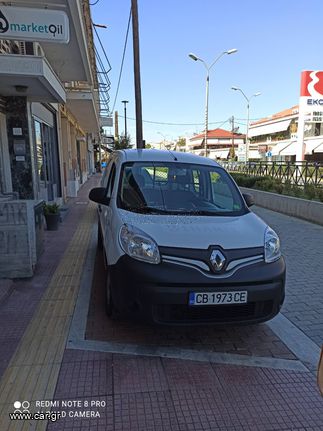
[166,148,177,161]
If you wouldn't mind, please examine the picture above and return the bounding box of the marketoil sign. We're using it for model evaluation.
[300,70,323,106]
[0,6,69,44]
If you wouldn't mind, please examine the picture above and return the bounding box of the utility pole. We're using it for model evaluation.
[114,111,119,143]
[230,115,235,159]
[131,0,144,148]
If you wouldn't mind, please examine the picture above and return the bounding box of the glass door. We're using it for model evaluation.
[34,119,61,201]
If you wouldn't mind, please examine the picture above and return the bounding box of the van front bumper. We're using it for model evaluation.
[109,255,286,325]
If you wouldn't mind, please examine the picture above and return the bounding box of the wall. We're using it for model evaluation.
[0,200,34,277]
[241,186,323,226]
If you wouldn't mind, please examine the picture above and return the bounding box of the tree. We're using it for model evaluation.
[175,137,186,151]
[229,146,236,160]
[114,133,132,150]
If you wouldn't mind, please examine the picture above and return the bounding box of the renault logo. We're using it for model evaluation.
[210,249,226,272]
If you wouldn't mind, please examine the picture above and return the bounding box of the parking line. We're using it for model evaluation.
[267,313,321,371]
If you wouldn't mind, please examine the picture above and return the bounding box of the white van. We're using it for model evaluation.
[89,149,285,325]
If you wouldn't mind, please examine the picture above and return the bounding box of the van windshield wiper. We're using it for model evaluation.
[124,205,172,214]
[172,210,227,216]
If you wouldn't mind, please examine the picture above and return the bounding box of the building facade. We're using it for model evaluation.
[249,106,323,162]
[0,1,101,277]
[187,128,245,160]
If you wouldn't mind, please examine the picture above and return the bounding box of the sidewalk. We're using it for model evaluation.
[0,175,322,431]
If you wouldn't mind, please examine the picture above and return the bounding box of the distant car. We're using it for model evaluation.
[89,149,285,325]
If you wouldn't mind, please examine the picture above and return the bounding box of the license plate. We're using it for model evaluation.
[189,291,248,306]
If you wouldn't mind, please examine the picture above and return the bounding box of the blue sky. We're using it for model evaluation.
[91,0,323,144]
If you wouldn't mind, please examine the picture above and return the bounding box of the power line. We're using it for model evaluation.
[90,0,101,6]
[118,115,231,127]
[111,8,132,113]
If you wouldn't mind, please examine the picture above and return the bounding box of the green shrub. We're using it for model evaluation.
[290,185,302,198]
[43,202,60,215]
[230,172,322,201]
[316,188,323,203]
[304,184,317,200]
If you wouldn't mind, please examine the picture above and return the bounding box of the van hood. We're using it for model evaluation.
[118,210,267,249]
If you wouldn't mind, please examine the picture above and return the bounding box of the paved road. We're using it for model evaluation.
[253,206,323,347]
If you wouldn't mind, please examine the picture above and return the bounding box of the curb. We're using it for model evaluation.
[240,186,323,226]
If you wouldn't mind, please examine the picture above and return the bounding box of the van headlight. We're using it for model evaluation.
[119,224,160,264]
[264,227,281,263]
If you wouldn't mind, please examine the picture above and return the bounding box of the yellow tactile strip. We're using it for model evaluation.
[0,202,96,431]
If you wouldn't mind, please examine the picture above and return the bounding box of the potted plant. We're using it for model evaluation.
[43,202,60,231]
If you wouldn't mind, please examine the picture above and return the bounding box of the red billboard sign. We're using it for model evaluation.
[300,71,323,97]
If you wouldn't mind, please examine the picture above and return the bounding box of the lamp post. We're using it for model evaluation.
[121,100,129,140]
[231,87,261,161]
[189,49,238,157]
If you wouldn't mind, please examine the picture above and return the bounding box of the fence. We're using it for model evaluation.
[220,161,323,187]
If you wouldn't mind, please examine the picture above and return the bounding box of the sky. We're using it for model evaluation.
[91,0,323,144]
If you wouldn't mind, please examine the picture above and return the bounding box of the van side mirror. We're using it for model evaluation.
[242,193,255,207]
[89,187,110,206]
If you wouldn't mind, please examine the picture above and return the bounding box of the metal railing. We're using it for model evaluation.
[220,161,323,187]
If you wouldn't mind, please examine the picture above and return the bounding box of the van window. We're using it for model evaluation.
[101,159,113,188]
[117,162,247,216]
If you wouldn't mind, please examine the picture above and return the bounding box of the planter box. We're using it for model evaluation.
[240,187,323,226]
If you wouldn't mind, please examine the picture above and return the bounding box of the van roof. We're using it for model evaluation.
[116,149,221,167]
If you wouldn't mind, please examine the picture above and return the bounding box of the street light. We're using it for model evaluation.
[189,49,238,157]
[121,100,129,140]
[231,87,261,161]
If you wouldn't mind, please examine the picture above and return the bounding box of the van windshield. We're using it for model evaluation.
[117,162,248,216]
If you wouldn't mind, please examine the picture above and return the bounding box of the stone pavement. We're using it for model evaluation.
[252,206,323,347]
[0,179,322,431]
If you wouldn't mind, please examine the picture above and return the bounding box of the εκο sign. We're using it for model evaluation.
[0,6,69,44]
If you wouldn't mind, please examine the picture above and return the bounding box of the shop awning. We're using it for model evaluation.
[279,141,298,156]
[313,142,323,153]
[189,138,204,147]
[249,119,291,138]
[213,150,229,159]
[305,140,323,154]
[271,141,291,156]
